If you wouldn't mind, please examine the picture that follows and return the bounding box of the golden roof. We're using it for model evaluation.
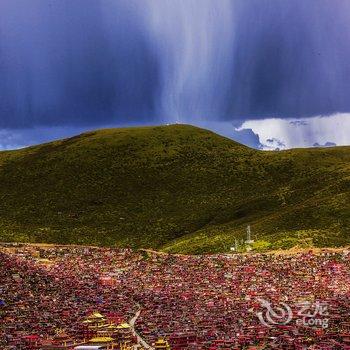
[154,338,171,349]
[88,324,108,329]
[89,337,114,343]
[106,324,118,329]
[117,323,131,329]
[84,312,106,322]
[155,338,166,344]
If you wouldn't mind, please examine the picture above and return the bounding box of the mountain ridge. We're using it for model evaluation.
[0,124,349,253]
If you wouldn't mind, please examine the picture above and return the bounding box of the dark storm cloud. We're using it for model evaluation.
[0,0,159,129]
[228,0,350,119]
[1,0,350,148]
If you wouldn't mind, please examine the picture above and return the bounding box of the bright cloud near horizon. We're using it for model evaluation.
[236,113,350,150]
[1,0,350,150]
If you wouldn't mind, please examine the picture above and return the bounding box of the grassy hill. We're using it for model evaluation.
[0,124,349,253]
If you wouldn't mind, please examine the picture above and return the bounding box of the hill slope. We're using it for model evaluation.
[0,124,349,253]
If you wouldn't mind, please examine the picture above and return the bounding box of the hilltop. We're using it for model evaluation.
[0,124,349,253]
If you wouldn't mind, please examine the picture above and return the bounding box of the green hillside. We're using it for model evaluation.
[0,124,349,253]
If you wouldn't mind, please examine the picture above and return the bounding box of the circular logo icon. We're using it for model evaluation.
[256,298,292,327]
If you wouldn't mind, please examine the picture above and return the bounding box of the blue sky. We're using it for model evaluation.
[1,0,350,149]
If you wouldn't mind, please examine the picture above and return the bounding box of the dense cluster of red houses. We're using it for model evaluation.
[0,244,349,349]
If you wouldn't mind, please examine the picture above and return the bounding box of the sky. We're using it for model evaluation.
[1,0,350,150]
